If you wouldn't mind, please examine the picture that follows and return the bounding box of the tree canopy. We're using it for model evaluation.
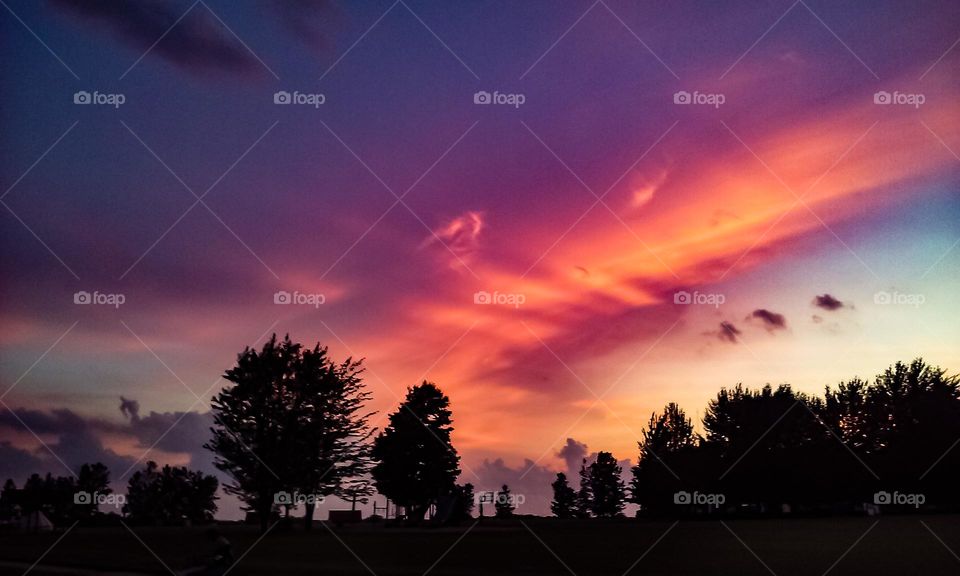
[371,381,460,521]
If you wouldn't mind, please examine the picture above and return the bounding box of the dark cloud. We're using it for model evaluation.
[813,293,845,311]
[0,399,216,485]
[50,0,259,75]
[748,309,787,331]
[0,441,51,482]
[0,408,135,483]
[473,458,556,516]
[557,438,588,476]
[715,321,741,343]
[124,408,216,474]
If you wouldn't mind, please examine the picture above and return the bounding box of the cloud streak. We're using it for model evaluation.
[51,0,260,75]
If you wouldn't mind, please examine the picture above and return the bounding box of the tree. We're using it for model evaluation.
[702,383,833,509]
[340,478,374,511]
[822,359,960,508]
[449,483,475,523]
[124,461,218,525]
[631,404,698,513]
[371,382,460,521]
[75,463,112,518]
[287,343,375,529]
[495,484,515,518]
[0,479,18,520]
[575,459,592,518]
[589,452,626,517]
[14,464,114,524]
[206,335,374,531]
[550,473,576,518]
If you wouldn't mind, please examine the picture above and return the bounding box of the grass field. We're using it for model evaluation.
[1,515,958,575]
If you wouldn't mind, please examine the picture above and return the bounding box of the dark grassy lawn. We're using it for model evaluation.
[1,515,958,575]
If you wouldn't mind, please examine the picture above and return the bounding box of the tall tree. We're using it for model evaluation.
[288,344,375,529]
[575,459,592,518]
[631,404,698,512]
[206,335,374,531]
[371,382,460,521]
[495,484,515,518]
[550,473,576,518]
[75,462,112,518]
[589,452,626,517]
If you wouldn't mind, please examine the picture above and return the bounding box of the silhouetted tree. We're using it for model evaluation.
[448,483,475,523]
[550,473,576,518]
[495,484,515,518]
[75,463,112,518]
[124,461,218,525]
[12,463,114,524]
[575,459,592,518]
[631,404,698,513]
[206,335,374,531]
[822,359,960,509]
[703,383,837,510]
[0,479,18,520]
[341,478,374,511]
[371,382,460,521]
[287,344,375,529]
[589,452,626,517]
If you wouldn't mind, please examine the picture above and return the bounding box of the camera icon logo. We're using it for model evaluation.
[274,291,291,304]
[274,91,291,105]
[673,290,691,305]
[473,290,492,304]
[874,491,891,505]
[873,291,891,305]
[873,91,891,105]
[673,491,691,504]
[74,91,91,104]
[74,291,92,304]
[274,491,292,505]
[673,91,691,104]
[74,491,93,505]
[473,91,491,105]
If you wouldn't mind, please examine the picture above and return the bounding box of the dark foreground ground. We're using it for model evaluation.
[1,515,958,575]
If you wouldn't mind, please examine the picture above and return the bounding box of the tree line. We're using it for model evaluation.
[0,461,218,526]
[550,358,960,518]
[4,333,956,529]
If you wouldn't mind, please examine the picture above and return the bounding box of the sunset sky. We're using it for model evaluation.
[1,0,958,517]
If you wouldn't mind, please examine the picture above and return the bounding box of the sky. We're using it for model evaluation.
[1,0,958,518]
